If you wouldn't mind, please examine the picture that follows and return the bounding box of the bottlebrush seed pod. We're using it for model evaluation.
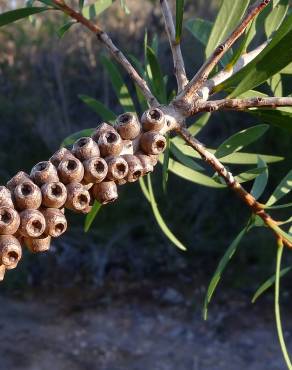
[25,235,51,253]
[140,131,167,155]
[50,148,75,167]
[141,108,165,131]
[0,186,14,208]
[72,137,100,161]
[92,181,118,205]
[65,182,91,212]
[98,130,123,157]
[105,156,129,181]
[0,265,5,281]
[41,182,67,208]
[122,155,143,182]
[42,208,67,238]
[0,207,20,235]
[136,154,154,175]
[83,156,108,184]
[30,161,59,186]
[6,171,31,191]
[19,209,46,238]
[14,181,42,210]
[0,235,22,270]
[116,113,141,140]
[91,122,116,142]
[58,157,84,184]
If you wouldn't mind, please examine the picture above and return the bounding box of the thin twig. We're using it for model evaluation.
[176,0,271,103]
[160,0,188,92]
[194,97,292,114]
[177,126,292,249]
[52,0,158,107]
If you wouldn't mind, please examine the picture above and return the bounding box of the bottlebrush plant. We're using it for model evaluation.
[0,0,291,367]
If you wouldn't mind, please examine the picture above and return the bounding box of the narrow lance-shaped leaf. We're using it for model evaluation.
[252,266,292,303]
[170,143,204,172]
[78,94,117,122]
[82,0,113,20]
[57,21,76,38]
[266,169,292,206]
[251,156,269,200]
[146,46,167,103]
[265,0,289,38]
[0,7,50,27]
[215,124,269,159]
[162,135,170,193]
[205,0,250,58]
[249,109,292,134]
[84,201,102,232]
[203,225,248,320]
[175,0,184,43]
[147,174,187,251]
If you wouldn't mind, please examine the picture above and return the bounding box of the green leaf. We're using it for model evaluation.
[175,0,184,43]
[186,18,213,46]
[234,166,267,183]
[268,73,283,96]
[57,20,76,38]
[265,0,289,38]
[266,169,292,206]
[162,136,170,193]
[215,124,269,159]
[252,266,292,303]
[79,94,117,122]
[139,177,150,202]
[269,223,292,244]
[251,157,268,200]
[221,13,292,97]
[61,128,94,147]
[281,62,292,74]
[0,7,49,27]
[79,0,85,10]
[170,143,204,172]
[249,109,292,134]
[146,46,167,103]
[82,0,113,20]
[174,142,283,164]
[147,174,187,251]
[101,57,135,111]
[84,201,102,232]
[203,226,248,320]
[120,0,130,14]
[266,202,292,210]
[205,0,250,58]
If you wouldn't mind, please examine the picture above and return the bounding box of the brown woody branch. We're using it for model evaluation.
[52,0,158,107]
[176,0,271,104]
[176,126,292,249]
[160,0,188,92]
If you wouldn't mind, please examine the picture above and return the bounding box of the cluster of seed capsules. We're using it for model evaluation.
[0,108,168,281]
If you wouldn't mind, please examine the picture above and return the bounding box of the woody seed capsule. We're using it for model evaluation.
[116,113,141,140]
[41,182,67,208]
[106,156,129,181]
[50,147,75,167]
[25,234,51,253]
[0,207,20,235]
[58,157,84,184]
[83,156,108,184]
[6,171,31,191]
[0,265,5,281]
[30,161,59,186]
[140,131,166,155]
[0,235,22,270]
[72,137,100,161]
[122,155,144,182]
[136,154,154,175]
[14,181,42,210]
[141,108,165,131]
[0,186,14,208]
[92,181,118,205]
[65,182,91,212]
[19,209,46,238]
[91,122,116,142]
[98,130,123,157]
[42,208,67,237]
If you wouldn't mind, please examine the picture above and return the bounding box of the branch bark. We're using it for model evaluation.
[177,126,292,249]
[160,0,188,92]
[52,0,158,107]
[176,0,271,104]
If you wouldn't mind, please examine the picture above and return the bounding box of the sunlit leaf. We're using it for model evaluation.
[268,74,283,96]
[265,0,289,38]
[252,266,292,303]
[203,225,248,320]
[170,143,204,172]
[249,109,292,134]
[147,174,187,251]
[265,202,292,210]
[251,157,268,200]
[79,94,117,122]
[82,0,113,20]
[234,166,267,183]
[266,169,292,206]
[84,201,102,232]
[215,124,269,159]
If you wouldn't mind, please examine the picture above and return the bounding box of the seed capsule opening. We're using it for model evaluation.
[36,161,49,171]
[20,183,33,196]
[78,193,89,206]
[156,140,166,151]
[7,251,18,264]
[149,109,162,120]
[31,220,43,234]
[95,161,106,172]
[119,113,131,124]
[67,159,78,171]
[77,137,89,147]
[55,223,65,234]
[106,132,118,143]
[133,170,142,179]
[51,184,63,197]
[0,209,12,224]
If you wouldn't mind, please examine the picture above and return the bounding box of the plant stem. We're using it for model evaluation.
[275,239,292,370]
